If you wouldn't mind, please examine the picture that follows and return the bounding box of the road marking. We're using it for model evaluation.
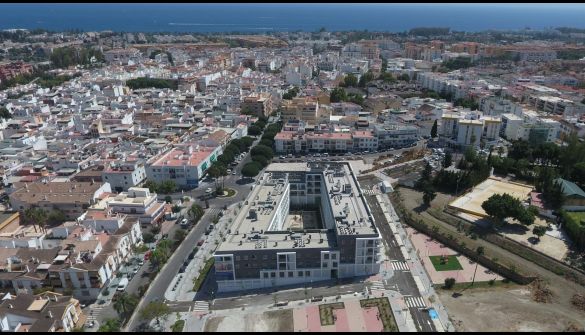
[391,261,409,271]
[405,296,426,308]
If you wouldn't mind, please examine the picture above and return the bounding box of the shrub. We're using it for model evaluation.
[444,277,456,289]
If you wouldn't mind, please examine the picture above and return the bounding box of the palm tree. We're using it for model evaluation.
[188,204,204,223]
[36,208,48,233]
[23,208,39,233]
[113,293,138,320]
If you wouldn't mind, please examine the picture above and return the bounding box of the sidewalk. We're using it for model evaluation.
[375,185,454,332]
[165,202,239,301]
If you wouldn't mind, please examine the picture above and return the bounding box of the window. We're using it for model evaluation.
[332,262,338,268]
[305,271,311,276]
[323,254,329,260]
[322,263,328,268]
[288,271,294,277]
[235,256,241,261]
[263,255,268,260]
[263,273,269,278]
[298,271,304,277]
[279,272,285,278]
[270,272,276,278]
[331,254,337,260]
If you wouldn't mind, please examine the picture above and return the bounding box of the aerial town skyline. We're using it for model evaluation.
[0,3,584,333]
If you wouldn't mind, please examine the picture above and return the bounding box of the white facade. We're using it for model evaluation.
[457,120,483,147]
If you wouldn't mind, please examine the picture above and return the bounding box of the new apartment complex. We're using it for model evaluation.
[213,162,381,292]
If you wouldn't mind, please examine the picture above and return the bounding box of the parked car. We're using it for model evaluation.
[197,240,204,246]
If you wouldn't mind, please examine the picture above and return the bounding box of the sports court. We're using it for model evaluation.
[448,177,533,218]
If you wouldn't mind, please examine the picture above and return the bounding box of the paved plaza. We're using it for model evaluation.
[406,227,503,284]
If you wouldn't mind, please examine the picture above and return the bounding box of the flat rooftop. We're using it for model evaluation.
[216,162,377,253]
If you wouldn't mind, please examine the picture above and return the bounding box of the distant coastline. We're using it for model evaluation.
[0,4,584,33]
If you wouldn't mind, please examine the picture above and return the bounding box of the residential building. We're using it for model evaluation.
[240,93,275,117]
[103,187,165,225]
[0,292,85,332]
[213,162,381,292]
[102,159,147,192]
[373,124,419,149]
[9,181,112,220]
[555,178,585,211]
[146,144,222,188]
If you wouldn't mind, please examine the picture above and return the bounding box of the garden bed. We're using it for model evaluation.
[318,302,345,326]
[360,298,399,332]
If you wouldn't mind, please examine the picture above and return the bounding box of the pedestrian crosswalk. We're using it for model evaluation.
[370,280,385,291]
[405,296,427,308]
[192,300,209,312]
[391,261,410,271]
[85,304,105,326]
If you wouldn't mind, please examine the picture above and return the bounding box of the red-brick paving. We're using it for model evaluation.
[362,307,384,332]
[333,308,350,332]
[306,305,322,332]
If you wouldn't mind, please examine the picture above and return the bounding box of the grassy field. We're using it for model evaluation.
[429,255,464,271]
[566,211,585,223]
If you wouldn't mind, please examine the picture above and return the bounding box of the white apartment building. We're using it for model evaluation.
[102,160,147,192]
[146,144,223,188]
[440,112,502,147]
[480,96,523,117]
[105,187,166,225]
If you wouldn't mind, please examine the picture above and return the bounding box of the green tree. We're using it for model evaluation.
[248,125,262,136]
[172,204,182,213]
[358,71,375,87]
[98,319,121,332]
[398,73,410,82]
[240,136,255,148]
[143,232,155,243]
[140,301,170,324]
[532,225,547,242]
[251,154,269,167]
[157,180,176,194]
[330,87,347,102]
[430,120,438,138]
[174,228,187,243]
[0,107,11,120]
[164,195,173,204]
[444,277,456,289]
[342,73,358,87]
[47,209,67,226]
[443,151,452,168]
[251,145,274,159]
[144,180,159,193]
[188,204,205,223]
[422,187,436,206]
[113,293,139,320]
[242,162,262,178]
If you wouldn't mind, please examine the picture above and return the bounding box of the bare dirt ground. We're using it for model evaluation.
[438,285,585,332]
[397,187,585,331]
[204,309,293,332]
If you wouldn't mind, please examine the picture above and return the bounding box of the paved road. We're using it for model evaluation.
[124,207,219,331]
[359,177,437,332]
[211,279,369,310]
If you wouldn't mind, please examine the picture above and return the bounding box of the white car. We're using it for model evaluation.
[232,171,236,175]
[205,188,213,194]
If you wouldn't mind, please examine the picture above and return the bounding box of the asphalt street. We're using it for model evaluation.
[125,206,218,331]
[359,177,437,332]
